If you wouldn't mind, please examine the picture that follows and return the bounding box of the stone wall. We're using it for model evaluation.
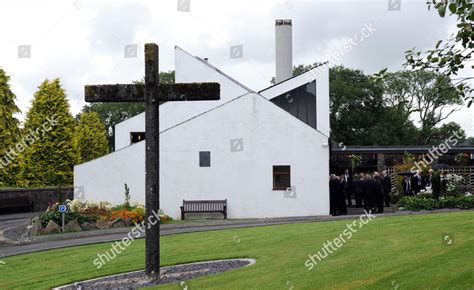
[0,187,73,213]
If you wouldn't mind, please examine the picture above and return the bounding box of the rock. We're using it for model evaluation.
[44,220,61,234]
[27,220,43,237]
[81,222,97,231]
[111,218,126,228]
[64,219,82,232]
[96,220,112,229]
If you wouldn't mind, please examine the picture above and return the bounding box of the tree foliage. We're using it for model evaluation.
[75,112,109,164]
[329,66,419,146]
[428,122,466,145]
[405,0,473,106]
[22,79,77,186]
[0,68,21,187]
[382,70,464,144]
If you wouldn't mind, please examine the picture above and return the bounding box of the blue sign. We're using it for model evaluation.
[58,204,70,213]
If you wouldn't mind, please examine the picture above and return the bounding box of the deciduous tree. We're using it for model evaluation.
[382,70,464,144]
[405,0,473,106]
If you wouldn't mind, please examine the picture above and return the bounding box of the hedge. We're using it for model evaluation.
[397,195,474,211]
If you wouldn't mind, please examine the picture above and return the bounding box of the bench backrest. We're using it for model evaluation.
[182,199,226,212]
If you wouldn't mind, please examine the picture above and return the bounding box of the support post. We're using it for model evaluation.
[144,43,160,277]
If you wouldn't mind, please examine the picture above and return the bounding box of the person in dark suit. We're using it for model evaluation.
[330,174,345,216]
[373,172,385,213]
[364,174,376,212]
[342,169,353,207]
[432,170,441,199]
[441,172,448,196]
[329,175,338,216]
[402,176,413,196]
[361,173,370,210]
[339,175,348,214]
[411,170,424,195]
[423,169,434,188]
[382,170,392,207]
[353,173,364,208]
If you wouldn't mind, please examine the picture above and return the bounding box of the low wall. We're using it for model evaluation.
[0,187,74,213]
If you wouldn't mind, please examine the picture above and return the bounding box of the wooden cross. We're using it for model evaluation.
[84,43,220,277]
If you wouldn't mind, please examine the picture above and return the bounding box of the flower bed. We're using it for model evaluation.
[31,199,173,236]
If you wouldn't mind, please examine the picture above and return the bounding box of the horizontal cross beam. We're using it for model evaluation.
[85,83,220,103]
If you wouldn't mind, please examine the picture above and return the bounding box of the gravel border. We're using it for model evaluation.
[53,258,256,289]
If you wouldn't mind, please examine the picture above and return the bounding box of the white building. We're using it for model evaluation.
[74,20,330,219]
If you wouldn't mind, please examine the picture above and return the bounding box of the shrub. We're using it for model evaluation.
[438,196,458,208]
[158,209,173,223]
[69,199,111,220]
[398,195,474,211]
[457,196,474,209]
[111,207,145,225]
[38,211,96,228]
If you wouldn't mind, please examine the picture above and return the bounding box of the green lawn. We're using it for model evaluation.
[1,212,473,289]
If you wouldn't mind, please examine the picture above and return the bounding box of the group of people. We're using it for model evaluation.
[329,169,392,216]
[402,169,434,196]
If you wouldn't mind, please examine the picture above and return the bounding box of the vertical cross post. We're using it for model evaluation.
[84,43,220,279]
[144,43,160,276]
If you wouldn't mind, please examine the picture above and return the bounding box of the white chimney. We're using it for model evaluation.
[275,19,293,83]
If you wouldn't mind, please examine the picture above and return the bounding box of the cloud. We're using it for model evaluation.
[0,0,471,135]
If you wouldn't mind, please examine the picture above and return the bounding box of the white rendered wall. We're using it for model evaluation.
[114,47,252,150]
[75,93,329,219]
[74,142,146,205]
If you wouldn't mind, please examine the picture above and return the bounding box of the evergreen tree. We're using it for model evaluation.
[0,68,21,187]
[75,112,109,163]
[22,78,77,186]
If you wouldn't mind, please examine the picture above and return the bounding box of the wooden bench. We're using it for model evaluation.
[0,197,34,213]
[180,199,227,220]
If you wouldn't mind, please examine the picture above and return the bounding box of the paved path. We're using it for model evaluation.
[0,207,464,258]
[0,212,40,231]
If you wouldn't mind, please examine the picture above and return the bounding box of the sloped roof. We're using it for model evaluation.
[258,62,327,94]
[175,46,254,93]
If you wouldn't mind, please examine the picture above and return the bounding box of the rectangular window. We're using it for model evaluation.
[199,151,211,167]
[130,132,145,144]
[273,165,291,190]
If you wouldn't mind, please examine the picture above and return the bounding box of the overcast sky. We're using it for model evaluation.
[1,0,473,135]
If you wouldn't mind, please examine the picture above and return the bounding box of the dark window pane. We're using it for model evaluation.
[296,85,307,123]
[306,81,317,129]
[273,165,291,190]
[199,151,211,167]
[130,132,145,144]
[269,80,317,129]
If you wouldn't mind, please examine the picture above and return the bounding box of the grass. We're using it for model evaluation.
[1,211,473,289]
